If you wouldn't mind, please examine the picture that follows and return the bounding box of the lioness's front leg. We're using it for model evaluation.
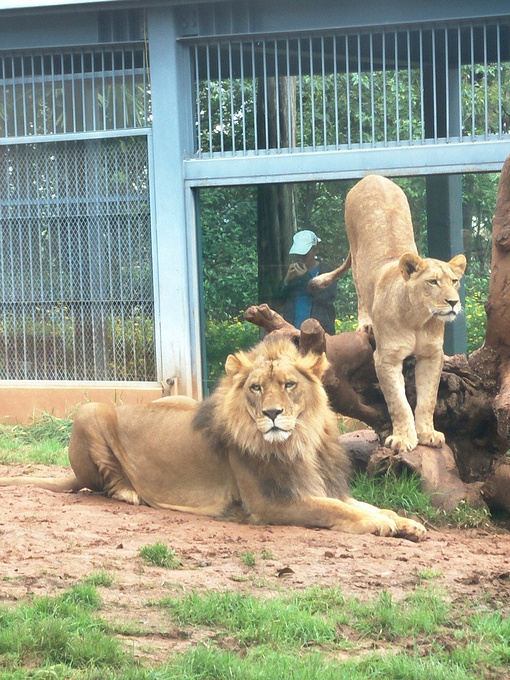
[373,350,418,453]
[414,352,445,448]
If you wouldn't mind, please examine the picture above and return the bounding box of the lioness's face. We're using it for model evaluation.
[401,253,467,322]
[243,358,309,443]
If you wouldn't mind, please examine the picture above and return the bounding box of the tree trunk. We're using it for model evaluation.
[256,76,296,309]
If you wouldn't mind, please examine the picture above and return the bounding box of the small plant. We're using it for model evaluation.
[238,551,256,567]
[261,549,275,560]
[138,542,181,569]
[82,570,115,587]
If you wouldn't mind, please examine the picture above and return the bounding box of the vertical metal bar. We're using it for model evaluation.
[483,23,489,140]
[445,27,450,142]
[309,37,316,150]
[297,37,304,150]
[333,35,339,148]
[382,33,388,146]
[407,31,413,142]
[497,22,502,138]
[228,41,235,154]
[431,28,438,140]
[394,31,399,144]
[262,40,269,151]
[91,52,98,132]
[457,26,463,141]
[285,38,292,152]
[369,34,375,145]
[193,45,201,155]
[273,40,281,151]
[470,25,476,138]
[122,49,128,129]
[101,50,107,130]
[205,44,213,156]
[217,43,224,155]
[321,36,327,147]
[240,40,247,154]
[357,34,363,144]
[30,55,38,136]
[80,52,87,132]
[419,30,425,142]
[1,57,7,136]
[251,40,258,153]
[345,34,352,147]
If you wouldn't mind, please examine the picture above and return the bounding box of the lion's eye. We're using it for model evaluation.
[428,279,439,286]
[284,381,297,390]
[452,278,459,287]
[250,383,261,393]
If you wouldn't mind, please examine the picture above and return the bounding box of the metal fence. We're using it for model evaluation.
[0,45,150,138]
[0,38,155,383]
[0,137,155,381]
[190,18,510,157]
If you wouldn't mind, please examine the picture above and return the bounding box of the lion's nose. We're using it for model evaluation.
[263,408,283,422]
[446,299,458,309]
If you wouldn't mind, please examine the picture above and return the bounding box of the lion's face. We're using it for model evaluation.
[399,253,467,322]
[221,337,330,451]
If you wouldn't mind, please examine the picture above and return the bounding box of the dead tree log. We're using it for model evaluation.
[244,154,510,514]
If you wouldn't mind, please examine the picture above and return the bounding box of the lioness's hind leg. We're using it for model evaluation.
[69,403,142,505]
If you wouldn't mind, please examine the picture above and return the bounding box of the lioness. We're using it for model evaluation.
[310,174,466,453]
[0,336,425,541]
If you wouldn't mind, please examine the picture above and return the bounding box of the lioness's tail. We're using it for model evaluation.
[0,474,81,493]
[308,252,352,291]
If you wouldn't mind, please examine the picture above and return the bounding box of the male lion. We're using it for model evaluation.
[310,174,467,453]
[0,336,425,541]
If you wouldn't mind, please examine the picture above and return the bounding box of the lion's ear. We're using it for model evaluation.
[399,252,423,281]
[225,351,251,377]
[298,351,330,380]
[448,253,467,277]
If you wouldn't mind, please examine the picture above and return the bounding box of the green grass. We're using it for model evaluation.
[139,542,181,569]
[2,584,500,679]
[350,467,491,529]
[0,412,72,466]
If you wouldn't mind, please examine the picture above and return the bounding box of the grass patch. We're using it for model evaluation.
[139,542,181,569]
[0,584,125,674]
[350,467,490,529]
[0,412,72,467]
[1,583,509,678]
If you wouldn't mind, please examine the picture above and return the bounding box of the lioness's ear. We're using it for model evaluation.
[399,252,423,281]
[225,352,251,377]
[298,351,330,380]
[448,253,467,277]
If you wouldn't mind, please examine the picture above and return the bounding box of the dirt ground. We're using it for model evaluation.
[1,464,510,664]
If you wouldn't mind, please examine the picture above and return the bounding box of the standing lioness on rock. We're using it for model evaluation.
[310,175,466,453]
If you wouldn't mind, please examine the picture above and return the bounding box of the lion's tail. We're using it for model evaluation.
[0,474,81,493]
[308,252,352,291]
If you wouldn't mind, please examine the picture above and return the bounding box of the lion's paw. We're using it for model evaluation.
[111,488,142,505]
[394,517,427,542]
[417,429,445,448]
[335,514,397,537]
[384,433,418,453]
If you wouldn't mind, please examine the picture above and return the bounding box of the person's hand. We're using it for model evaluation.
[284,262,307,284]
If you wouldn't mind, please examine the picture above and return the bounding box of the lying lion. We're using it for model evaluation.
[0,336,425,541]
[310,174,466,453]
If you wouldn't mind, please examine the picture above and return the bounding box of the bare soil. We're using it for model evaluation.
[1,464,510,664]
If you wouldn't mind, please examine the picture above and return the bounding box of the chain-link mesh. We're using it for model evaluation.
[0,137,155,381]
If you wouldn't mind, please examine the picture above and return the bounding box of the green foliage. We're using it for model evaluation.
[204,317,259,391]
[138,543,181,569]
[0,584,124,671]
[0,412,71,466]
[350,468,490,529]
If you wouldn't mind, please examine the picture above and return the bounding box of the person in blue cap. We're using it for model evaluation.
[276,230,338,335]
